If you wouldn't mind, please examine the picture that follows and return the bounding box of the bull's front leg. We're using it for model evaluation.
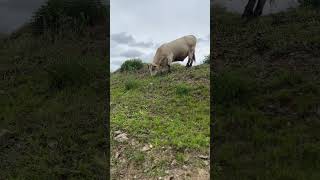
[186,50,194,68]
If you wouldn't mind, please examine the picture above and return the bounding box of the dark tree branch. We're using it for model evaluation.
[242,0,257,18]
[254,0,267,16]
[242,0,267,18]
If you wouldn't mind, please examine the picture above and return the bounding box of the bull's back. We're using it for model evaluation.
[168,35,196,47]
[182,35,197,47]
[167,35,196,60]
[153,35,197,64]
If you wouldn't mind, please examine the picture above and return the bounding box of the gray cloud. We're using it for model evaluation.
[111,32,154,48]
[120,49,144,58]
[131,41,153,48]
[111,32,135,44]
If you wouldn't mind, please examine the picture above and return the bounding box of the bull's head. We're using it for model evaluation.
[148,63,160,76]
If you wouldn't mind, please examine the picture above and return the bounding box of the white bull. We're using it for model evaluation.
[148,35,197,76]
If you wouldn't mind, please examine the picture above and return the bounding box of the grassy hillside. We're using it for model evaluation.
[0,19,108,180]
[111,64,210,179]
[212,6,320,179]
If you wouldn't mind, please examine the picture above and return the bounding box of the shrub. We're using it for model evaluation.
[120,59,144,72]
[31,0,107,35]
[203,54,210,64]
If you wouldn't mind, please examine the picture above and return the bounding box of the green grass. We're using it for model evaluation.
[111,64,210,177]
[213,5,320,180]
[175,83,191,96]
[112,64,209,150]
[0,25,107,178]
[124,78,140,91]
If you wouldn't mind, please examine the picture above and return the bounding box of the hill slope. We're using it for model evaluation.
[0,25,108,178]
[212,6,320,179]
[111,64,210,179]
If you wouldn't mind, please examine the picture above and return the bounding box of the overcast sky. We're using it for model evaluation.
[0,0,46,33]
[110,0,210,72]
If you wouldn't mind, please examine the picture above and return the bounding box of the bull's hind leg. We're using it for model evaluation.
[186,60,191,68]
[186,55,192,68]
[186,50,195,68]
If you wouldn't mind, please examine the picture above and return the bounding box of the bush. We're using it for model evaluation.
[31,0,107,35]
[120,59,144,72]
[203,54,210,64]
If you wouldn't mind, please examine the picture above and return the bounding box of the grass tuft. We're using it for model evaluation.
[175,83,191,96]
[124,78,140,91]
